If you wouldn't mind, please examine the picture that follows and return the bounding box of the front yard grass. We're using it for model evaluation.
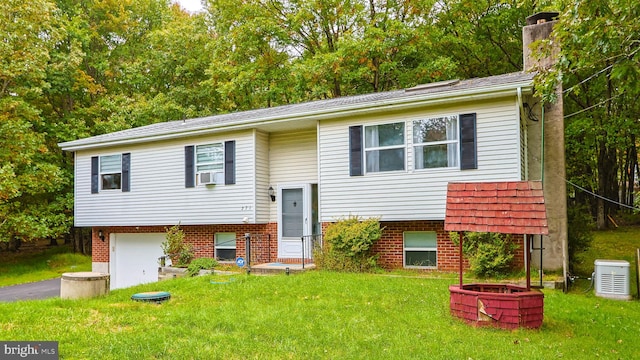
[0,246,91,287]
[1,271,639,359]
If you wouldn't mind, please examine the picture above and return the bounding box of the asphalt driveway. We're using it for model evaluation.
[0,278,61,302]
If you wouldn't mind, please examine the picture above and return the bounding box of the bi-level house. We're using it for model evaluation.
[59,13,567,289]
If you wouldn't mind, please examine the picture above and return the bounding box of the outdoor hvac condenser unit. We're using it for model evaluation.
[594,259,631,300]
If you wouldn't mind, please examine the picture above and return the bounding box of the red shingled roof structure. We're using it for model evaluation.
[444,181,548,235]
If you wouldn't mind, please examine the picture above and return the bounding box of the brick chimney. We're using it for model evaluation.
[522,12,568,288]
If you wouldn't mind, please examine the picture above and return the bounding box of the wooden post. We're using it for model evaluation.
[459,231,464,288]
[525,235,531,291]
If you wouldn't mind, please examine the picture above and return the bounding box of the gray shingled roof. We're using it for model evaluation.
[59,72,534,150]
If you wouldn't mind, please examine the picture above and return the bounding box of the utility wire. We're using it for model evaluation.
[563,63,615,94]
[563,93,623,119]
[563,176,640,212]
[562,47,640,95]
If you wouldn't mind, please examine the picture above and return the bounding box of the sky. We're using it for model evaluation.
[173,0,204,13]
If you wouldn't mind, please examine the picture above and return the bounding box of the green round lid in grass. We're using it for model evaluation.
[131,291,171,303]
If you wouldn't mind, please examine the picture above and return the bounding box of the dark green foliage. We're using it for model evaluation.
[187,257,218,277]
[567,204,595,274]
[315,216,382,272]
[450,232,517,278]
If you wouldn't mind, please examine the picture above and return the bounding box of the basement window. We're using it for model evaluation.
[215,233,236,261]
[404,231,437,269]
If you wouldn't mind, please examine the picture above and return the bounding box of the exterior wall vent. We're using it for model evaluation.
[594,259,631,300]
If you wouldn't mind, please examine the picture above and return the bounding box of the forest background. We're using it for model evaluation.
[1,0,638,252]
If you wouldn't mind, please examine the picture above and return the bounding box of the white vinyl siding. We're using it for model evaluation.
[268,130,318,222]
[254,130,271,223]
[74,131,256,227]
[318,99,522,221]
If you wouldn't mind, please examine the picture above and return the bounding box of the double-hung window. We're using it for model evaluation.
[185,141,235,188]
[100,154,122,190]
[196,143,224,172]
[404,231,437,268]
[413,115,458,169]
[348,113,476,176]
[364,122,405,172]
[215,233,236,261]
[91,153,130,193]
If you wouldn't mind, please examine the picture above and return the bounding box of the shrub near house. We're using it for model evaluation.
[316,217,382,272]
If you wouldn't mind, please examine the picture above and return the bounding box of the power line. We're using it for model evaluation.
[563,93,622,119]
[563,177,640,212]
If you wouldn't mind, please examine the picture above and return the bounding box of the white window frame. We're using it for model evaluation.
[412,115,459,170]
[403,231,437,269]
[195,143,224,173]
[364,122,406,173]
[99,154,122,190]
[215,232,236,262]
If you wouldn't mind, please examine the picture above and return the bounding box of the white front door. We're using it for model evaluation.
[110,233,165,289]
[278,184,312,259]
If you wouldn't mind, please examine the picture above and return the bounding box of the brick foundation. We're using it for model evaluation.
[92,224,278,264]
[322,220,525,272]
[92,220,526,272]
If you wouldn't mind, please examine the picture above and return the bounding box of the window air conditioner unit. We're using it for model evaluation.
[594,259,631,300]
[198,171,222,185]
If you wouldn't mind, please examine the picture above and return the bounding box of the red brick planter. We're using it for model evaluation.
[449,283,544,329]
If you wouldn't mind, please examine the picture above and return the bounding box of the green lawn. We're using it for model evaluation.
[2,229,640,358]
[0,246,91,287]
[1,271,640,359]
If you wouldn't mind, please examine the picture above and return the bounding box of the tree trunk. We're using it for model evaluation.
[596,198,606,229]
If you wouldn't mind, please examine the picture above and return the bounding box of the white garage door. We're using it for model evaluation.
[110,233,165,290]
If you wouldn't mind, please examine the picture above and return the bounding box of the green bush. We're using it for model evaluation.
[450,232,517,278]
[161,224,194,266]
[187,257,218,277]
[315,216,382,272]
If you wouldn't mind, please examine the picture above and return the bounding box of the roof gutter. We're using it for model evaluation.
[60,81,534,152]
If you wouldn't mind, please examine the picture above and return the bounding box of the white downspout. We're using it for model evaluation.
[517,87,528,180]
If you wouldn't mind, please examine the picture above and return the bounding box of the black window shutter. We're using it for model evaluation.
[121,153,130,192]
[349,125,363,176]
[91,156,99,193]
[225,140,236,185]
[185,146,195,188]
[459,113,477,170]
